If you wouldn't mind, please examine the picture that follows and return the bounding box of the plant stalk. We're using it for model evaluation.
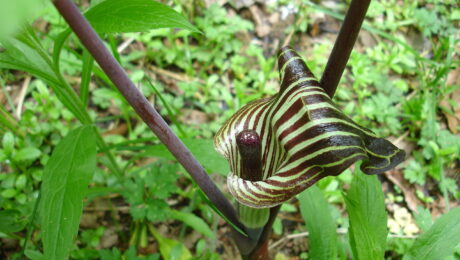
[320,0,371,97]
[52,0,243,231]
[233,130,279,259]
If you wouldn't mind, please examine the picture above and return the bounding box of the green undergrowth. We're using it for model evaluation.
[0,0,459,259]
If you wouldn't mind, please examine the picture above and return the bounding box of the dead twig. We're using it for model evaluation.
[15,76,31,120]
[269,228,418,250]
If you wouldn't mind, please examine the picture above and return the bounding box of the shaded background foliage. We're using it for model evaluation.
[0,0,459,259]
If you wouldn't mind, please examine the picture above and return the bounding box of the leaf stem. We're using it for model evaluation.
[52,0,243,231]
[320,0,371,97]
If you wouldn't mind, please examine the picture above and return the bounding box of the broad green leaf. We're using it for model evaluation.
[0,209,27,233]
[0,0,46,40]
[1,188,17,198]
[298,185,338,260]
[144,138,229,175]
[14,147,41,162]
[85,0,200,33]
[40,125,97,260]
[170,210,215,239]
[406,206,460,259]
[148,225,192,260]
[344,172,388,260]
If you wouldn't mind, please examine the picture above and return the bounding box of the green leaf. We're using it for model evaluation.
[24,250,44,260]
[197,190,247,237]
[148,224,192,260]
[13,147,41,162]
[143,138,229,175]
[99,247,122,260]
[344,171,388,260]
[40,125,97,260]
[2,131,15,155]
[85,0,200,33]
[406,206,460,259]
[298,185,337,260]
[80,49,94,106]
[52,28,72,74]
[1,188,17,198]
[414,206,433,233]
[0,37,57,85]
[0,0,46,40]
[146,78,186,138]
[0,209,27,233]
[170,210,215,239]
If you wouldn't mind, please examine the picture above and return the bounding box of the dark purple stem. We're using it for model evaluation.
[52,0,243,231]
[320,0,371,97]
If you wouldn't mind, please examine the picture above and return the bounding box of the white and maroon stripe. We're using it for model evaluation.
[214,47,405,208]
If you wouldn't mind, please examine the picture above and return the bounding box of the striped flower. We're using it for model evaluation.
[215,46,405,209]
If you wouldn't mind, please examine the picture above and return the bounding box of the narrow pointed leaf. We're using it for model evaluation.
[344,171,388,260]
[85,0,200,33]
[0,37,57,83]
[52,28,72,73]
[197,190,247,237]
[298,185,338,260]
[80,49,94,106]
[40,125,96,260]
[406,206,460,259]
[170,210,215,239]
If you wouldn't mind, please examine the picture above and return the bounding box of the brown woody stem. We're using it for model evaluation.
[52,0,243,231]
[320,0,371,97]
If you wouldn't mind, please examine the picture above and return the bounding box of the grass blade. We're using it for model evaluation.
[197,190,247,237]
[52,28,72,73]
[146,78,187,138]
[80,49,94,106]
[344,170,388,260]
[40,125,97,260]
[406,206,460,259]
[0,103,21,136]
[298,185,338,260]
[170,210,215,239]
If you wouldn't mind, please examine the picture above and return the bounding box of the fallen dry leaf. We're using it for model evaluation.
[100,227,119,249]
[102,123,128,136]
[384,170,423,212]
[440,67,460,133]
[179,108,209,125]
[249,5,271,37]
